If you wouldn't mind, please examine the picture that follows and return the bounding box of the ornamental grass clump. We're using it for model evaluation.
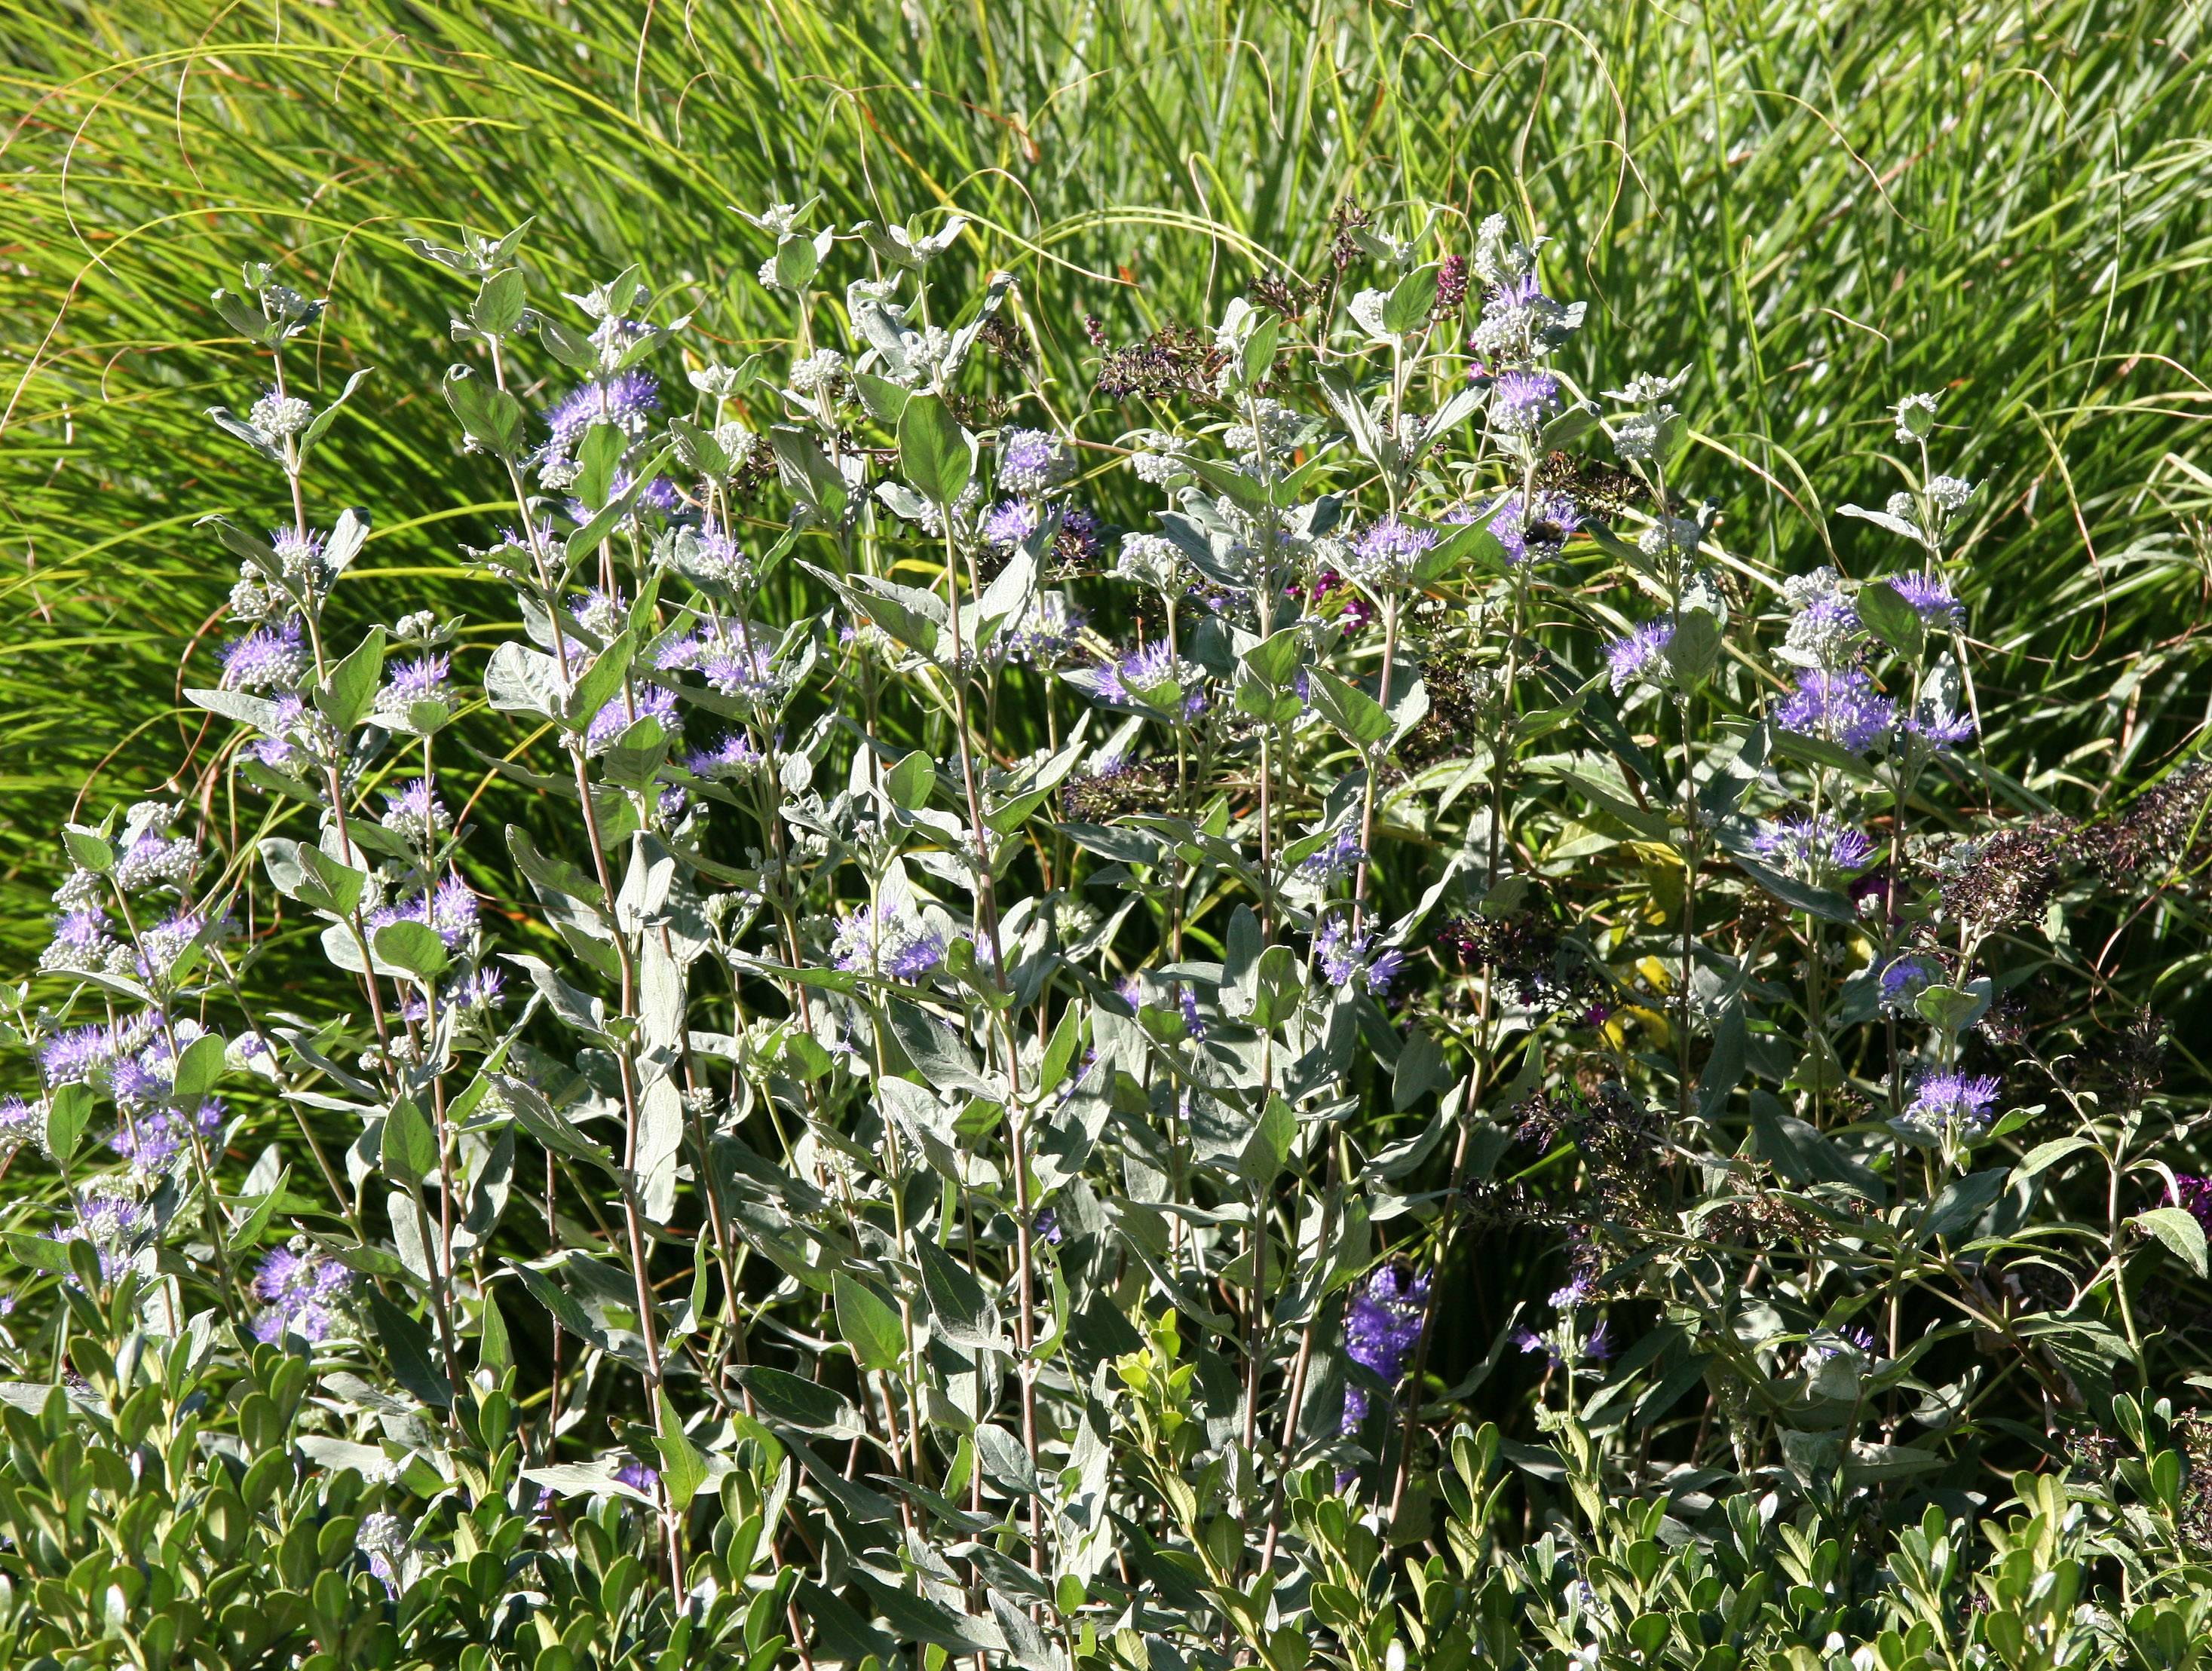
[5,197,2212,1670]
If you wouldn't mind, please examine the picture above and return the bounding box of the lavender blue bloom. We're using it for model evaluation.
[1341,516,1436,590]
[1754,813,1876,880]
[1775,668,1897,753]
[545,369,662,448]
[585,684,682,754]
[1340,1265,1429,1431]
[1479,488,1580,565]
[220,617,308,693]
[1490,367,1560,434]
[1606,623,1674,694]
[1889,571,1964,627]
[830,906,945,979]
[1904,1070,2001,1133]
[250,1243,354,1343]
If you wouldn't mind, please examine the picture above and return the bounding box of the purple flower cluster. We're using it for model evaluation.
[1297,826,1366,883]
[109,1096,223,1173]
[1088,642,1206,718]
[369,875,479,949]
[829,905,945,979]
[997,427,1069,495]
[250,1244,354,1343]
[982,498,1042,551]
[1904,1070,2000,1133]
[1472,488,1579,566]
[219,617,307,692]
[1775,668,1895,753]
[41,1021,121,1086]
[1878,953,1944,1011]
[585,684,682,754]
[1341,516,1436,590]
[1490,367,1559,434]
[545,369,662,449]
[1315,920,1406,996]
[1605,623,1674,694]
[1340,1265,1429,1431]
[1754,813,1875,880]
[1890,571,1963,626]
[0,1095,40,1157]
[60,1186,148,1282]
[686,733,764,779]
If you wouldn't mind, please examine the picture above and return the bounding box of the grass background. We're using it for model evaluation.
[3,0,2209,1005]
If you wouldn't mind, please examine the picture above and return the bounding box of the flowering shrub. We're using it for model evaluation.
[5,200,2212,1668]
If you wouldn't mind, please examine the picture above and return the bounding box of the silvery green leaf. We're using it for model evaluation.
[299,367,374,452]
[204,406,281,461]
[484,641,567,720]
[940,271,1015,381]
[896,391,974,504]
[1837,503,1925,543]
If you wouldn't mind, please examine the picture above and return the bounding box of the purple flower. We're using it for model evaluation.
[1089,642,1206,718]
[384,654,452,702]
[250,1244,354,1343]
[219,617,307,693]
[377,655,454,725]
[1879,953,1944,1011]
[115,831,197,892]
[546,370,662,448]
[829,906,945,979]
[252,694,309,771]
[1606,623,1674,694]
[109,1090,223,1171]
[1490,368,1559,434]
[50,906,109,953]
[685,733,763,779]
[1754,813,1876,880]
[1889,572,1963,626]
[1033,1208,1063,1247]
[60,1186,147,1281]
[430,876,478,947]
[1902,702,1978,751]
[997,427,1069,495]
[357,1513,413,1596]
[0,1096,40,1156]
[1342,516,1437,590]
[613,1458,660,1495]
[1514,1327,1558,1366]
[1479,489,1580,565]
[1366,949,1407,996]
[1297,826,1366,884]
[1775,668,1896,754]
[271,526,325,574]
[570,586,628,636]
[1177,986,1207,1041]
[1340,1265,1430,1431]
[585,684,681,754]
[982,498,1042,551]
[39,1024,115,1087]
[1904,1070,2000,1133]
[380,778,449,842]
[1549,1276,1594,1310]
[1315,921,1405,996]
[451,966,507,1011]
